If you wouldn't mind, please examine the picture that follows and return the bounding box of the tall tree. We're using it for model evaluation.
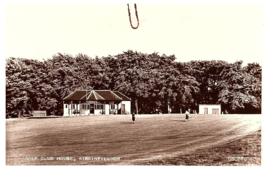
[217,61,261,113]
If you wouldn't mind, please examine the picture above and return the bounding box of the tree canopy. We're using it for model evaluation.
[5,50,261,118]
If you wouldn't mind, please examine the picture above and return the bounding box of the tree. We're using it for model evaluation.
[6,51,261,117]
[217,61,261,113]
[111,50,199,114]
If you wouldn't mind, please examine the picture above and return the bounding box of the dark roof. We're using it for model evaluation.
[113,91,131,101]
[64,90,87,101]
[87,91,105,101]
[95,90,122,101]
[63,90,131,101]
[199,104,221,105]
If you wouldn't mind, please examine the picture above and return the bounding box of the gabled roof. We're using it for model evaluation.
[63,90,131,101]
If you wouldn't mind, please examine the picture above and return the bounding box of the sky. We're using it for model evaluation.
[4,1,264,66]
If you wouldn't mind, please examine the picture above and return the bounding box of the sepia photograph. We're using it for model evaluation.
[4,0,264,166]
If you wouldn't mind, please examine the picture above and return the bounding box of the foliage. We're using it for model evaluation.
[5,50,262,117]
[217,61,261,113]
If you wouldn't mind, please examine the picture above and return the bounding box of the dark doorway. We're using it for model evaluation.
[90,104,94,114]
[204,108,208,114]
[212,108,219,114]
[121,104,125,114]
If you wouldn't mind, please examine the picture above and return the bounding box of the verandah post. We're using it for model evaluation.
[70,101,73,116]
[79,101,81,115]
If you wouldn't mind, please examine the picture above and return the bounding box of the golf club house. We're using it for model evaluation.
[63,90,131,116]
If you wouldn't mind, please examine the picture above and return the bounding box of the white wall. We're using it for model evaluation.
[199,105,221,114]
[94,109,104,115]
[122,101,131,114]
[63,103,81,116]
[105,104,109,115]
[80,109,90,115]
[63,104,69,116]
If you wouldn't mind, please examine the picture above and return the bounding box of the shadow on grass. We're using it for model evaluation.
[172,120,187,122]
[120,121,134,124]
[28,116,61,119]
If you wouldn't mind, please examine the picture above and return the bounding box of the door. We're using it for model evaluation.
[90,104,94,114]
[212,108,219,114]
[204,108,208,114]
[121,104,125,114]
[110,104,115,114]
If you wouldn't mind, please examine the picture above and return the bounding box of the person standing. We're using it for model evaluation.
[185,110,190,121]
[132,112,135,124]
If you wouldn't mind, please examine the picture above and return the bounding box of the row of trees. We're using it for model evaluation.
[6,50,261,118]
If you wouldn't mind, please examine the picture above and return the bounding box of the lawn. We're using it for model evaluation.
[6,114,261,165]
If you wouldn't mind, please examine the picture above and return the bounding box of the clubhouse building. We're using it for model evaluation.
[63,90,131,116]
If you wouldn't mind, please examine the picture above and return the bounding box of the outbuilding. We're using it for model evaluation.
[32,110,47,117]
[198,104,221,114]
[63,90,131,116]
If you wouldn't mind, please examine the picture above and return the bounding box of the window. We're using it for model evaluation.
[96,105,103,109]
[65,105,68,108]
[111,105,115,109]
[95,102,103,110]
[81,103,89,110]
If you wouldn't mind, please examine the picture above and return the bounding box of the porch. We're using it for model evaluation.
[63,100,127,116]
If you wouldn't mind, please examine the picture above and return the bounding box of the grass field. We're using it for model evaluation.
[6,114,261,165]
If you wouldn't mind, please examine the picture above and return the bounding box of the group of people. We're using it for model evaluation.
[131,109,191,123]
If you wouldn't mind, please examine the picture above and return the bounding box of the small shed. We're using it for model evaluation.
[32,110,47,117]
[199,104,221,114]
